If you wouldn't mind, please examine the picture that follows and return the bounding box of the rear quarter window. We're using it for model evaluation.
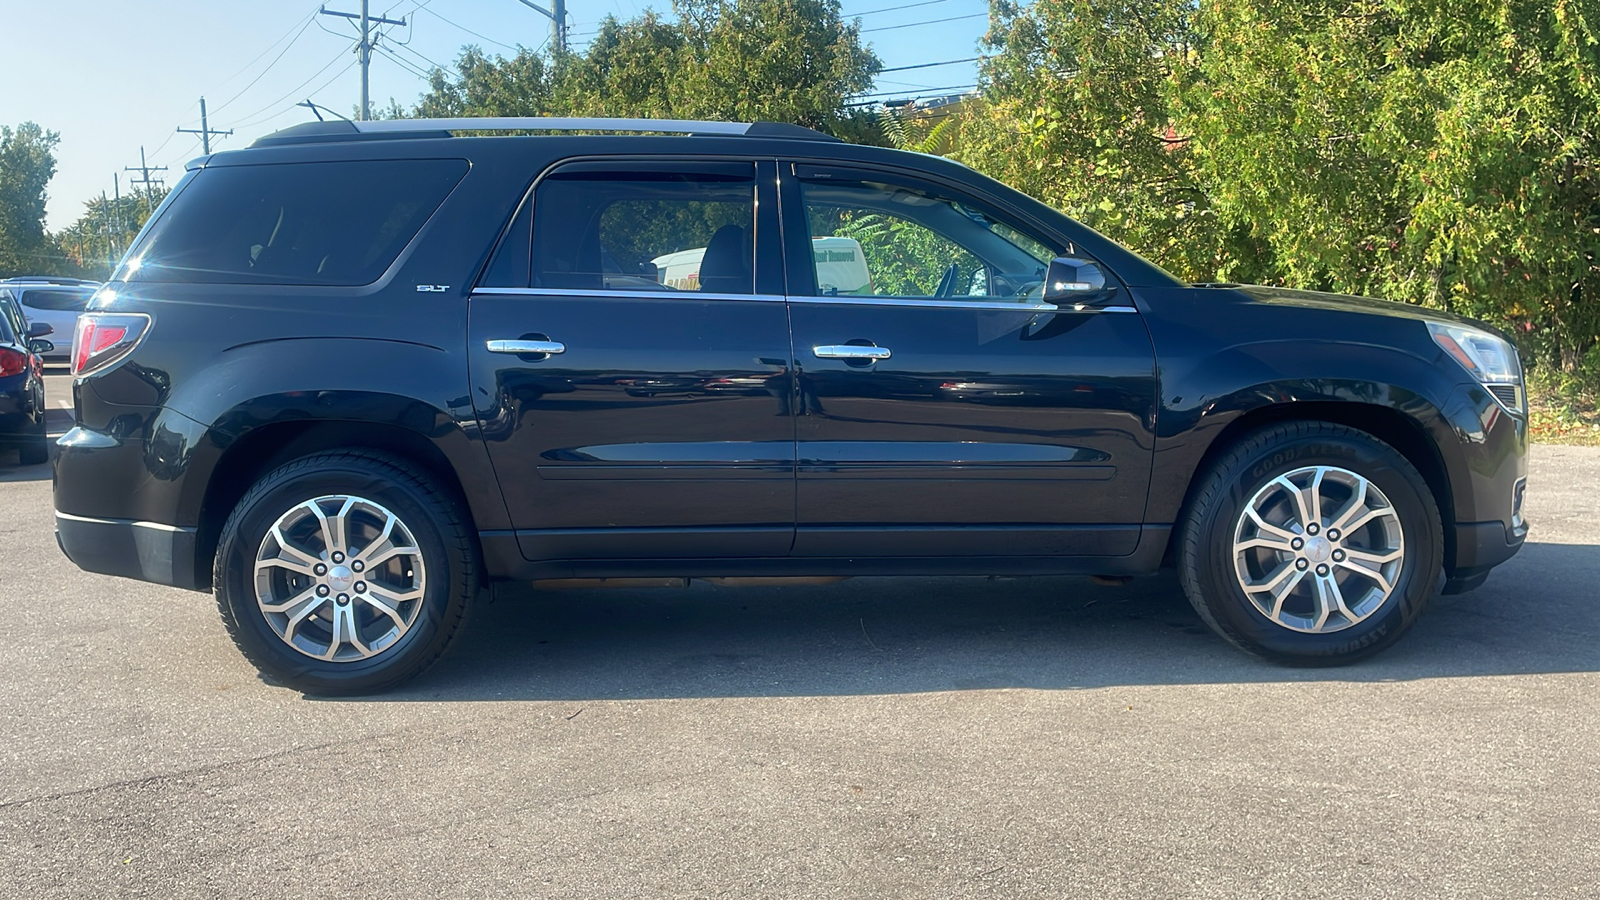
[123,159,468,286]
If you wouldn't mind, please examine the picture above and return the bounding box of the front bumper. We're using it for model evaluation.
[55,511,204,591]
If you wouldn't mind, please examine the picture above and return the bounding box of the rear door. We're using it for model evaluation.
[780,162,1158,559]
[468,158,796,562]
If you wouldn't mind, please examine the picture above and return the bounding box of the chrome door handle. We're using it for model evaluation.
[487,339,566,355]
[813,344,891,361]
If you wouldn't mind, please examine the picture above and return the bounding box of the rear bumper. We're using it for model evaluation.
[54,512,205,592]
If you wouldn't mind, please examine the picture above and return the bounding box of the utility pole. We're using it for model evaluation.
[112,174,124,240]
[320,2,406,120]
[100,191,114,269]
[513,0,567,53]
[177,97,232,154]
[125,148,169,215]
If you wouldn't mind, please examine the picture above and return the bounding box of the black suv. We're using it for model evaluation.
[53,117,1528,693]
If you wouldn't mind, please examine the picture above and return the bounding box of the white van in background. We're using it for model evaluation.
[650,236,871,294]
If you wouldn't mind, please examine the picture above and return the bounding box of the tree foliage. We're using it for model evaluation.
[0,123,63,278]
[53,188,168,280]
[413,0,881,137]
[960,0,1600,374]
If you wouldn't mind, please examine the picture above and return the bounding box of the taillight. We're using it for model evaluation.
[71,313,151,376]
[0,347,24,378]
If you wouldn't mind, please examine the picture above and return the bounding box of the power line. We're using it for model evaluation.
[854,82,978,98]
[418,6,520,52]
[847,0,950,16]
[880,56,980,72]
[863,12,986,32]
[211,4,324,91]
[211,17,319,115]
[227,49,352,129]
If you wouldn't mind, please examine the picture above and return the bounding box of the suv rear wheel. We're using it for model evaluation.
[1178,422,1442,665]
[213,451,476,694]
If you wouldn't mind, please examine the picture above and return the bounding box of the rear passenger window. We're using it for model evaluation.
[18,288,93,312]
[122,159,468,286]
[530,164,755,295]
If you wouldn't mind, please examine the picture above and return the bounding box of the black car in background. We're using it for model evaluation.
[52,118,1528,693]
[0,287,53,465]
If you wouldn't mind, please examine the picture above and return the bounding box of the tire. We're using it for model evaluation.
[1178,421,1442,665]
[213,450,477,694]
[18,425,48,466]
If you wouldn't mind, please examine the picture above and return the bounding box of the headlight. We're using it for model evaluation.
[1427,321,1524,413]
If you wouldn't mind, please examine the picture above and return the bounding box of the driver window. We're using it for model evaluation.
[799,177,1057,303]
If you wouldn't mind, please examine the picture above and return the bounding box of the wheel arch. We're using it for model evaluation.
[188,417,490,592]
[1164,400,1457,573]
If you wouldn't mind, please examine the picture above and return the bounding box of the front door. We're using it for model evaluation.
[468,159,795,562]
[780,162,1158,558]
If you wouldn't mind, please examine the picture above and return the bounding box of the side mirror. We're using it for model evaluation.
[29,339,54,356]
[26,321,53,338]
[1043,256,1117,307]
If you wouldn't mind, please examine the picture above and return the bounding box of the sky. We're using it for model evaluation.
[0,0,990,233]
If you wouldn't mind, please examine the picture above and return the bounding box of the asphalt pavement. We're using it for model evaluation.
[2,377,1596,898]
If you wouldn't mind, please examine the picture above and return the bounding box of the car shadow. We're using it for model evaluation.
[0,448,52,481]
[337,540,1600,702]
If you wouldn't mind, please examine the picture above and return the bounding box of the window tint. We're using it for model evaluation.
[799,177,1059,303]
[0,293,16,342]
[123,159,468,286]
[479,195,532,288]
[531,166,755,294]
[18,287,94,312]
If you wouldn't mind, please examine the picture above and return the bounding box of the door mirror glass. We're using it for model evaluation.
[29,338,54,355]
[1044,256,1116,305]
[26,321,53,338]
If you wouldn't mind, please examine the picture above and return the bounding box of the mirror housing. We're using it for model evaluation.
[26,321,53,338]
[29,339,54,356]
[1043,256,1117,307]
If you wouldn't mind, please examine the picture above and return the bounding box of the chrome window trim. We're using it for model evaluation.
[788,295,1138,313]
[468,287,1139,312]
[470,287,786,303]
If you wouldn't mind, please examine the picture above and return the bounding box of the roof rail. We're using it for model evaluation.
[251,117,841,148]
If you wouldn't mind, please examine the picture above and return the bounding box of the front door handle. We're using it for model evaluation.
[813,344,891,361]
[487,339,566,355]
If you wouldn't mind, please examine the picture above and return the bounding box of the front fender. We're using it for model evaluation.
[1144,338,1481,526]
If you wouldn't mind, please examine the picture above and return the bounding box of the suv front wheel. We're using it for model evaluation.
[1179,421,1443,665]
[213,451,476,694]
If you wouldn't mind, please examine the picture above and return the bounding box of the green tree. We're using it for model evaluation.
[957,0,1253,283]
[52,188,167,280]
[960,0,1600,375]
[0,123,62,277]
[1182,0,1600,372]
[411,0,881,137]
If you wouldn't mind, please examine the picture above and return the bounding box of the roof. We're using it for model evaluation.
[250,117,841,148]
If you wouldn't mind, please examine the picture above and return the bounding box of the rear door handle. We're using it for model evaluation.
[487,339,566,355]
[813,344,891,360]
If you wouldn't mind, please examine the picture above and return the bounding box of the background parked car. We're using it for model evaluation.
[0,277,100,364]
[0,287,52,465]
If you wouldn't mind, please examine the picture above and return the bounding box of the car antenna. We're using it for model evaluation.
[295,100,352,123]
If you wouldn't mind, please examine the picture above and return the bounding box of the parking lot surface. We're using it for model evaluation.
[2,388,1597,897]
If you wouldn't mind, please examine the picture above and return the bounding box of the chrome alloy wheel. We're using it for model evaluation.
[1232,465,1406,633]
[254,495,427,662]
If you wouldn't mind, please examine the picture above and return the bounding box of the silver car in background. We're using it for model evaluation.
[0,277,100,364]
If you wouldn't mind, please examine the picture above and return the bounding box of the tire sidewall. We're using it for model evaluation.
[1195,430,1442,661]
[216,459,457,692]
